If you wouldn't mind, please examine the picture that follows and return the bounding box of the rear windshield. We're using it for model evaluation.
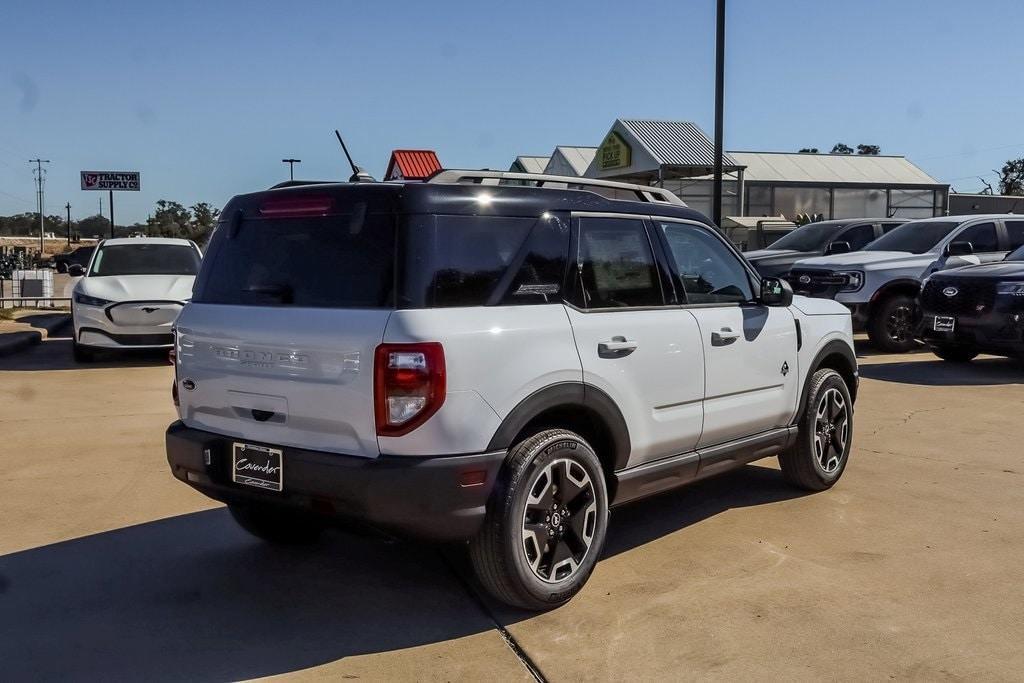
[89,244,199,276]
[864,221,960,254]
[192,210,570,309]
[195,213,395,308]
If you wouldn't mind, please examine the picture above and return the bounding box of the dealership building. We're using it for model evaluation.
[511,118,949,220]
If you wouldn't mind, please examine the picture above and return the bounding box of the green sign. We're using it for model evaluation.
[598,131,631,170]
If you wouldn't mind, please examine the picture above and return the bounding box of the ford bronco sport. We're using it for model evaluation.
[166,170,858,610]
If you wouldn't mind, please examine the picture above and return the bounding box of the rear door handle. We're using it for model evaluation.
[598,336,638,357]
[711,327,741,346]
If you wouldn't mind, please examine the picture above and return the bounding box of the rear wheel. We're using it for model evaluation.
[228,503,323,545]
[930,345,978,363]
[867,294,919,353]
[469,429,609,611]
[779,368,853,491]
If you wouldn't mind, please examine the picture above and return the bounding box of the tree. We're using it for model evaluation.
[189,202,220,243]
[856,144,881,155]
[798,147,819,154]
[831,143,854,154]
[77,214,110,238]
[996,158,1024,196]
[145,200,192,238]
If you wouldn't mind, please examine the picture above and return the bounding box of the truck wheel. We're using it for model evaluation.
[469,429,609,611]
[56,262,68,274]
[228,503,323,545]
[779,368,853,491]
[930,345,978,363]
[867,294,919,353]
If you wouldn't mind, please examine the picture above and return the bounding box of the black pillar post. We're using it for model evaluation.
[712,0,726,227]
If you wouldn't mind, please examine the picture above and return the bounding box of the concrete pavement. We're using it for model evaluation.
[1,336,1022,681]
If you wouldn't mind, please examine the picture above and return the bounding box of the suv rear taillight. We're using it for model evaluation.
[374,343,445,437]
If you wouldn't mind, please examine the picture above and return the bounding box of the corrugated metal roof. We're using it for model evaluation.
[550,146,597,176]
[385,150,442,181]
[619,119,739,168]
[511,155,551,174]
[730,151,942,185]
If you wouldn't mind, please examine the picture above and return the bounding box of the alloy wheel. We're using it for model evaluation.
[885,304,914,343]
[814,387,849,473]
[521,458,598,583]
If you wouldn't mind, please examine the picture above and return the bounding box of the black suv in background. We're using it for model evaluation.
[918,244,1024,361]
[53,246,95,273]
[743,218,906,278]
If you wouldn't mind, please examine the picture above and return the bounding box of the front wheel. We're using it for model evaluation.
[930,345,978,363]
[779,368,853,491]
[469,429,609,611]
[867,294,920,353]
[228,504,323,545]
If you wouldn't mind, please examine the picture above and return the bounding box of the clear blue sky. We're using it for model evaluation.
[2,0,1023,224]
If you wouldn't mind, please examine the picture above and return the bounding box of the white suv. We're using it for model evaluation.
[166,171,858,610]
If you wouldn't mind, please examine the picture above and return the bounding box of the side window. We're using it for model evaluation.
[659,221,754,304]
[881,222,904,233]
[838,223,876,251]
[574,217,663,309]
[955,222,998,253]
[1005,221,1024,251]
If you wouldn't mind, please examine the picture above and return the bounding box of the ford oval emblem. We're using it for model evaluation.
[798,275,811,284]
[942,287,959,297]
[182,379,196,391]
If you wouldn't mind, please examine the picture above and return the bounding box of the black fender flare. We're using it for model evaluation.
[486,382,632,471]
[872,278,922,304]
[801,339,859,410]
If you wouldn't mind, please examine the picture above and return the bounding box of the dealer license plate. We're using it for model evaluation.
[232,442,283,492]
[933,316,955,332]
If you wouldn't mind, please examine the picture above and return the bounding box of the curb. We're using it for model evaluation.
[0,314,71,357]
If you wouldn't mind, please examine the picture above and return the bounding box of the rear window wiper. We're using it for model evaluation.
[245,283,294,304]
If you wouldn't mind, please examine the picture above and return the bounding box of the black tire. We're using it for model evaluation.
[73,343,95,363]
[867,294,920,353]
[930,345,978,363]
[228,503,324,545]
[779,368,853,491]
[56,262,68,274]
[469,429,609,611]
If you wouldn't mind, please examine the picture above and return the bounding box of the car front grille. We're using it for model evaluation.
[920,278,997,317]
[787,269,847,298]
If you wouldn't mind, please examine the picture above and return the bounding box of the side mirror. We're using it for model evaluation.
[825,240,851,255]
[945,241,974,257]
[761,276,794,307]
[67,264,85,277]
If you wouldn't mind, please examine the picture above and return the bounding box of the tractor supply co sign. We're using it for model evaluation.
[80,171,141,191]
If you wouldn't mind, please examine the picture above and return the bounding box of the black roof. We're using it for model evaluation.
[222,180,713,226]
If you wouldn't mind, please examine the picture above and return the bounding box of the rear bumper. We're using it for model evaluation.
[165,421,506,542]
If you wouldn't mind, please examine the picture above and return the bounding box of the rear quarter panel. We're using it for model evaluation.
[380,305,582,456]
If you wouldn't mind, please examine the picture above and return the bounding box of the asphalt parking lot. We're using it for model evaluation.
[1,335,1022,681]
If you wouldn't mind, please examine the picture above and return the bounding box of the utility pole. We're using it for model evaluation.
[66,202,72,246]
[282,158,301,181]
[29,159,51,257]
[712,0,726,227]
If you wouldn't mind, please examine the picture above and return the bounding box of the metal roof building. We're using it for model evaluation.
[509,155,551,174]
[543,146,597,177]
[509,118,949,220]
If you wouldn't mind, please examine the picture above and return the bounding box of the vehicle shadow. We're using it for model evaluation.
[858,356,1024,386]
[0,337,170,371]
[0,464,805,680]
[853,338,929,359]
[12,313,70,332]
[0,509,498,681]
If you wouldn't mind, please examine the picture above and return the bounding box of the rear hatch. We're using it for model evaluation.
[174,187,399,457]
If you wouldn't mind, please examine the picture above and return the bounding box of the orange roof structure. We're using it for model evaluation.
[385,150,442,181]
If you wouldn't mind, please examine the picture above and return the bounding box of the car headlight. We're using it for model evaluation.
[73,292,113,307]
[837,271,864,292]
[996,281,1024,297]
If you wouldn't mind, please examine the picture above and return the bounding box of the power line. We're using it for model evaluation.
[29,159,50,255]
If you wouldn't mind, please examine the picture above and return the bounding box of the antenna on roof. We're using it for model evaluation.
[335,130,376,183]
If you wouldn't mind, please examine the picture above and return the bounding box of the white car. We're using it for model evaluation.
[166,171,857,610]
[70,237,202,361]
